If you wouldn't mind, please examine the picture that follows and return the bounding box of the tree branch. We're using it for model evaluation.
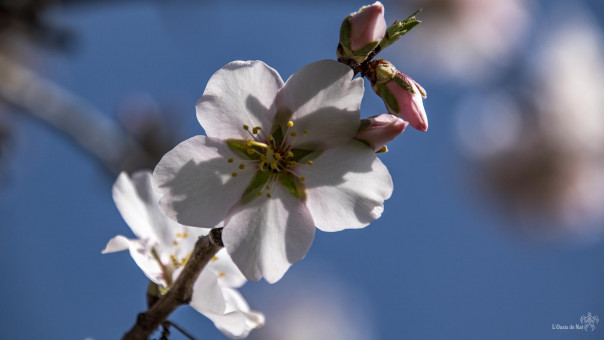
[122,228,224,340]
[0,53,155,175]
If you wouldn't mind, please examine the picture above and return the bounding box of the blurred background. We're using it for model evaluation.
[1,0,604,339]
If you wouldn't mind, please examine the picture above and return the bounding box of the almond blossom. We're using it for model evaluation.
[153,60,393,283]
[103,171,264,339]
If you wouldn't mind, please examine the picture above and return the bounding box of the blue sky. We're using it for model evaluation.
[1,1,604,339]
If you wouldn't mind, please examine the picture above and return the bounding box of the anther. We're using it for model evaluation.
[211,256,218,262]
[218,272,226,278]
[253,126,261,134]
[266,193,272,198]
[173,241,178,246]
[300,177,306,182]
[307,160,313,165]
[228,158,234,163]
[239,164,245,170]
[243,125,249,130]
[287,151,294,158]
[266,185,270,190]
[290,131,297,137]
[377,146,388,153]
[257,191,263,196]
[247,148,255,155]
[231,172,238,177]
[304,130,309,134]
[287,121,294,127]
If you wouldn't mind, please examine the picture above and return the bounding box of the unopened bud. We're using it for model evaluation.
[337,2,387,66]
[379,9,422,50]
[355,114,408,151]
[366,59,428,132]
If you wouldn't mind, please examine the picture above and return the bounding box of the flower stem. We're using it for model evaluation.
[122,228,224,340]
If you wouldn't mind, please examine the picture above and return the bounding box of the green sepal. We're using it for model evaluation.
[241,170,271,203]
[379,9,422,50]
[226,139,260,160]
[376,82,399,114]
[271,125,285,148]
[279,172,306,201]
[339,15,352,50]
[289,149,322,163]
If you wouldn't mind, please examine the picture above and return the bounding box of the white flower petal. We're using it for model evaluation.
[104,236,167,287]
[153,136,256,228]
[188,267,227,315]
[102,235,130,253]
[296,140,393,231]
[276,60,364,148]
[204,287,265,339]
[197,61,284,140]
[113,171,184,250]
[207,248,247,289]
[223,184,315,283]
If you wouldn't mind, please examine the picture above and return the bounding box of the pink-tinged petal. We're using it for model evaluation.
[355,114,408,151]
[208,248,247,289]
[203,287,265,339]
[103,236,167,287]
[276,60,364,149]
[386,79,428,131]
[197,61,284,140]
[350,2,387,51]
[223,184,315,283]
[188,267,227,315]
[153,136,256,228]
[295,140,393,232]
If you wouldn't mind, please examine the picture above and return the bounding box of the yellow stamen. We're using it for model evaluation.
[249,141,268,148]
[231,172,238,177]
[300,177,306,182]
[307,160,313,165]
[266,193,272,198]
[290,161,297,167]
[303,129,309,134]
[211,256,218,262]
[287,151,294,158]
[243,125,249,130]
[239,164,245,170]
[377,146,388,153]
[266,184,270,190]
[290,131,297,137]
[172,240,178,246]
[257,191,262,196]
[268,135,274,142]
[218,272,226,278]
[287,121,294,127]
[253,126,261,134]
[182,232,188,238]
[247,148,255,155]
[227,158,233,163]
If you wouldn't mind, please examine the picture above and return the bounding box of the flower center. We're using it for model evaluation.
[227,120,315,201]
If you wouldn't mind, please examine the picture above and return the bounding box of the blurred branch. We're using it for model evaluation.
[0,53,156,174]
[123,228,224,340]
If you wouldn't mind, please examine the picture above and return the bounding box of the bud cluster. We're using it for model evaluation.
[337,2,428,147]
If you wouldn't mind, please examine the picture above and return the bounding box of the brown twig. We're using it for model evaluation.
[122,228,224,340]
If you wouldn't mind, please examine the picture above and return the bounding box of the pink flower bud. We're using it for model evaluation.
[385,73,428,131]
[349,2,387,51]
[367,59,428,132]
[355,114,408,151]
